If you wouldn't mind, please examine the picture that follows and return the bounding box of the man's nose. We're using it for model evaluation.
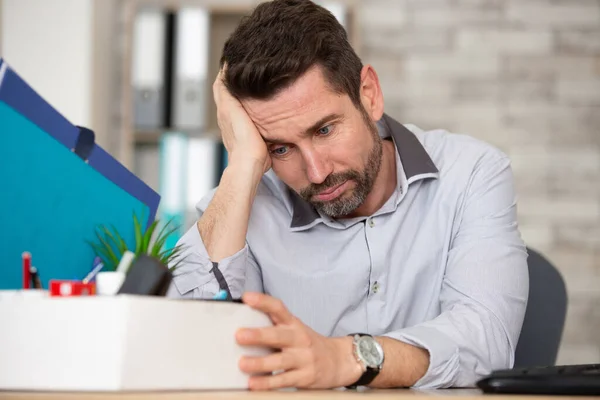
[303,147,333,185]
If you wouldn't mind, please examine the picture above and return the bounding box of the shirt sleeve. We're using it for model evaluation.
[166,194,263,299]
[383,152,529,388]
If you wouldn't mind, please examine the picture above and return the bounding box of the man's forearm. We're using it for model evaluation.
[370,337,429,387]
[198,160,263,262]
[334,336,429,388]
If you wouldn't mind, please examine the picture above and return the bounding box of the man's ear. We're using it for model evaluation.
[359,65,384,121]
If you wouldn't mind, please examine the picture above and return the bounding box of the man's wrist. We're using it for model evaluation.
[227,154,266,175]
[332,336,363,388]
[222,158,264,194]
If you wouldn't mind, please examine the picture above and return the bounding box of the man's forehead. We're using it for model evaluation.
[242,66,340,126]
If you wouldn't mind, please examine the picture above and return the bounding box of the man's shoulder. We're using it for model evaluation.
[406,124,510,176]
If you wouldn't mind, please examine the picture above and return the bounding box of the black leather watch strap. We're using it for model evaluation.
[351,366,379,387]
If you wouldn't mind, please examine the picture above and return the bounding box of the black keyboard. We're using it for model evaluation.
[477,364,600,395]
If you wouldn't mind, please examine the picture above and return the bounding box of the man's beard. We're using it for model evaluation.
[299,110,383,218]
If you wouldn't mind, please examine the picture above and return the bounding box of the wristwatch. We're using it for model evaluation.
[346,333,385,389]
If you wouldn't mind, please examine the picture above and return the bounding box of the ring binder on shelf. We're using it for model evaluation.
[132,9,167,129]
[172,8,209,131]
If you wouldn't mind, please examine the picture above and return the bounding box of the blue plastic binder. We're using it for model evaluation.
[0,59,161,289]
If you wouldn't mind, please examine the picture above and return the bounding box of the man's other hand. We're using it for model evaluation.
[236,292,363,390]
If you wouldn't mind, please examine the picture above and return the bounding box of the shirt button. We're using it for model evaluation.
[372,281,380,294]
[368,218,375,228]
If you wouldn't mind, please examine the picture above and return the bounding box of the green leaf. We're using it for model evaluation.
[152,224,181,256]
[158,244,187,268]
[95,243,118,270]
[100,226,125,260]
[154,218,173,245]
[133,212,143,255]
[151,218,176,255]
[95,228,120,267]
[169,251,185,265]
[169,248,191,271]
[157,250,174,264]
[141,219,159,254]
[87,240,108,266]
[90,214,187,274]
[88,240,117,271]
[109,224,128,255]
[157,245,177,260]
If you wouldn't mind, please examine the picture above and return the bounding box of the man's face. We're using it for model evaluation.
[242,66,383,218]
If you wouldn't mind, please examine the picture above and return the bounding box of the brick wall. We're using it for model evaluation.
[358,0,600,364]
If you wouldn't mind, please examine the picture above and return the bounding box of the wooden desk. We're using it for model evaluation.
[0,389,597,400]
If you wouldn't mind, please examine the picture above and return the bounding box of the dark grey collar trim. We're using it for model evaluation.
[289,188,321,228]
[380,114,439,180]
[289,113,438,229]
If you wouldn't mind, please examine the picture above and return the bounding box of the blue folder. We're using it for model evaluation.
[0,59,161,289]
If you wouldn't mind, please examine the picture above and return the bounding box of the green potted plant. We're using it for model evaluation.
[89,213,187,273]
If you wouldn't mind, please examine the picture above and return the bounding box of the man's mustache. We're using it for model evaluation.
[300,170,360,200]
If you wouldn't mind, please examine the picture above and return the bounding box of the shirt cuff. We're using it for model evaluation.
[383,325,460,388]
[169,224,248,298]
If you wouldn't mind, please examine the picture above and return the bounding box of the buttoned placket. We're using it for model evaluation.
[364,213,384,334]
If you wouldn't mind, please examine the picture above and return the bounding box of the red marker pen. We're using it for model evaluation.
[22,252,31,289]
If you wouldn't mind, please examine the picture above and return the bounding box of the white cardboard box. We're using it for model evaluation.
[0,295,272,391]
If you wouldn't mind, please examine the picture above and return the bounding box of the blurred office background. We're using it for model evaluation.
[1,0,599,364]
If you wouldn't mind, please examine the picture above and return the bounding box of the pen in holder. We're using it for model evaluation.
[29,266,42,289]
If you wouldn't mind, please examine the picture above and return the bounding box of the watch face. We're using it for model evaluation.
[357,336,384,367]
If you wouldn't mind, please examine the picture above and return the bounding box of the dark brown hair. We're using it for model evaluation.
[220,0,363,107]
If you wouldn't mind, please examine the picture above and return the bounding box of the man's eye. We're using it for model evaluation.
[318,125,332,135]
[272,146,289,156]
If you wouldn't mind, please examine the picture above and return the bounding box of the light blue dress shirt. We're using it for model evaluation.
[167,114,529,389]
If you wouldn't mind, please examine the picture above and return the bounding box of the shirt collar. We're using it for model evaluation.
[289,113,439,229]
